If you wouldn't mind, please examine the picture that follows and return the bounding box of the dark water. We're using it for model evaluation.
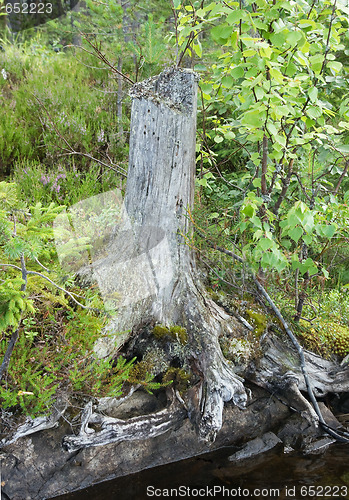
[54,444,349,500]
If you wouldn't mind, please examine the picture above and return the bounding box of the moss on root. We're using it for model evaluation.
[297,319,349,359]
[162,367,191,393]
[245,309,268,337]
[153,324,188,345]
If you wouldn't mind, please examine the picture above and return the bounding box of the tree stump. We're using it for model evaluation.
[70,67,248,448]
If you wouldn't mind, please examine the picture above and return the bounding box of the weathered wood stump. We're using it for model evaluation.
[76,67,248,447]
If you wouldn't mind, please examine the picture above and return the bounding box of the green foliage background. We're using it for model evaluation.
[1,0,349,423]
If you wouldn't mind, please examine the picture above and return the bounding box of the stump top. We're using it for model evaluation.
[129,67,199,114]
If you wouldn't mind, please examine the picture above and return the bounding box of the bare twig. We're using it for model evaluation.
[32,94,127,178]
[69,35,135,84]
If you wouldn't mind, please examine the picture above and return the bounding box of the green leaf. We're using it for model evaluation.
[286,31,302,47]
[193,40,202,58]
[306,106,322,120]
[241,110,264,127]
[253,229,264,241]
[224,130,236,140]
[214,135,224,143]
[327,61,342,74]
[230,66,244,79]
[289,226,303,243]
[285,61,297,76]
[286,213,299,230]
[242,204,254,217]
[226,9,246,24]
[310,54,324,74]
[269,68,284,83]
[266,122,278,136]
[254,87,265,100]
[211,25,232,44]
[320,224,336,239]
[308,87,318,103]
[274,134,286,147]
[200,82,212,94]
[322,267,329,279]
[336,145,349,153]
[222,75,234,88]
[230,31,239,48]
[303,233,313,245]
[299,258,318,276]
[270,32,287,47]
[258,237,273,251]
[250,214,262,228]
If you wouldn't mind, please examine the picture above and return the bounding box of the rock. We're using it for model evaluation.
[317,401,342,430]
[228,431,282,462]
[277,414,314,450]
[0,387,289,500]
[303,436,336,455]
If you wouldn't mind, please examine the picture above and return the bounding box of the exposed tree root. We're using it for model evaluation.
[62,390,186,453]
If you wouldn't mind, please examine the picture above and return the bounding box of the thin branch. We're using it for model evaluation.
[32,94,127,178]
[170,0,180,66]
[333,160,349,196]
[261,134,268,195]
[26,270,96,311]
[293,172,311,201]
[0,263,23,272]
[70,37,135,84]
[272,159,294,215]
[34,257,52,273]
[58,151,127,177]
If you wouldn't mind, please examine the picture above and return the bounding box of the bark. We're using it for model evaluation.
[250,334,349,425]
[333,160,349,196]
[117,56,124,142]
[0,387,290,500]
[90,67,247,444]
[272,158,294,215]
[261,134,268,195]
[62,390,186,452]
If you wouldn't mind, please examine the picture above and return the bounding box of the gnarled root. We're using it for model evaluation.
[194,361,246,443]
[62,390,186,453]
[183,293,248,442]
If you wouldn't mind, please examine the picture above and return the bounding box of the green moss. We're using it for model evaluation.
[153,325,170,339]
[219,337,253,363]
[297,319,349,359]
[153,324,188,345]
[128,359,155,383]
[163,367,191,393]
[246,309,268,337]
[169,325,188,345]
